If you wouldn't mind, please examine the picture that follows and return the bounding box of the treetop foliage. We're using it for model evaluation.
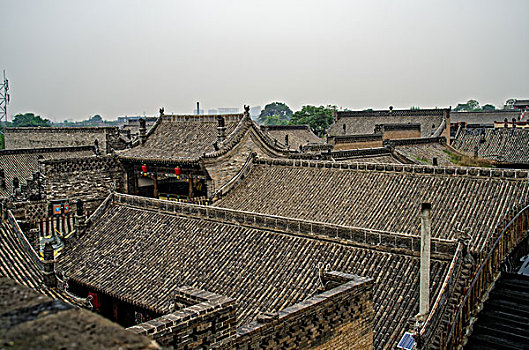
[289,105,337,137]
[11,113,52,127]
[258,102,293,125]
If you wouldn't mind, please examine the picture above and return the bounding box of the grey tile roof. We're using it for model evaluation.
[452,128,529,164]
[57,198,449,349]
[119,114,243,161]
[216,159,529,252]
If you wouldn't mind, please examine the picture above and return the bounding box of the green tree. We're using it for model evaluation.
[258,102,292,125]
[262,114,288,126]
[482,104,496,111]
[467,99,480,110]
[12,113,51,127]
[289,105,337,136]
[0,133,4,149]
[454,99,480,112]
[91,114,103,122]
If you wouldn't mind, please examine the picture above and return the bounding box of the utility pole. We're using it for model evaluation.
[0,70,9,135]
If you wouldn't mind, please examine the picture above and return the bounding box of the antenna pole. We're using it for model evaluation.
[0,70,9,135]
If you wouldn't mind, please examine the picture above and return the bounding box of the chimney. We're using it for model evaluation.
[217,116,226,144]
[285,134,289,147]
[432,157,438,166]
[74,199,87,238]
[512,118,516,128]
[139,118,147,145]
[504,118,508,128]
[42,242,57,288]
[419,202,432,318]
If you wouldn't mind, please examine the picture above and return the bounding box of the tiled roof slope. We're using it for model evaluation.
[451,110,521,125]
[216,159,529,252]
[0,146,96,198]
[392,142,458,166]
[328,109,449,138]
[452,128,529,164]
[57,199,449,349]
[261,125,323,150]
[119,114,242,161]
[0,222,82,306]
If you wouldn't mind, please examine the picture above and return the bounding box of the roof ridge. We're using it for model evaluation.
[203,116,289,158]
[110,193,456,258]
[0,145,96,155]
[253,157,529,180]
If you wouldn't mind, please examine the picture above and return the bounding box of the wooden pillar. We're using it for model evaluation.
[153,176,158,198]
[188,176,194,199]
[134,173,139,195]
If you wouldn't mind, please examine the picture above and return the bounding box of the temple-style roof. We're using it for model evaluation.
[57,193,450,348]
[119,114,243,162]
[452,128,529,165]
[260,125,322,150]
[0,146,96,198]
[216,158,529,252]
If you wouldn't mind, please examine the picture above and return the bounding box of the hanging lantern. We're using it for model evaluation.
[142,164,148,173]
[174,166,181,179]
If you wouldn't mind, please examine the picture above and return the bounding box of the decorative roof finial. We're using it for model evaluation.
[159,107,165,116]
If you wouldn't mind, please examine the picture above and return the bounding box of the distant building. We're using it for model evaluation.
[217,107,238,114]
[250,106,261,119]
[207,109,218,115]
[513,99,529,111]
[194,109,204,115]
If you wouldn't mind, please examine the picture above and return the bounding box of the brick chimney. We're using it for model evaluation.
[217,116,226,144]
[74,199,87,238]
[42,242,57,288]
[419,203,432,318]
[139,118,147,145]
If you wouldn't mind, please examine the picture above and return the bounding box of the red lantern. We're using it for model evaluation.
[174,166,181,176]
[142,164,148,173]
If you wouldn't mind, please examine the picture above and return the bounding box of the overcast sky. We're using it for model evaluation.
[1,0,528,122]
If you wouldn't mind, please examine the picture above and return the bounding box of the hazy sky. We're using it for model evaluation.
[1,0,528,122]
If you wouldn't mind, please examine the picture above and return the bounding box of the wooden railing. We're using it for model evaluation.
[442,203,529,348]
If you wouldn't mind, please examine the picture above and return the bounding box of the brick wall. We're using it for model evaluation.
[127,286,236,349]
[4,127,124,153]
[234,272,374,349]
[127,272,374,350]
[41,156,125,214]
[383,129,421,140]
[333,140,383,150]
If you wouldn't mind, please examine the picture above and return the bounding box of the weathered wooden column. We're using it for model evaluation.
[419,202,432,317]
[153,175,158,198]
